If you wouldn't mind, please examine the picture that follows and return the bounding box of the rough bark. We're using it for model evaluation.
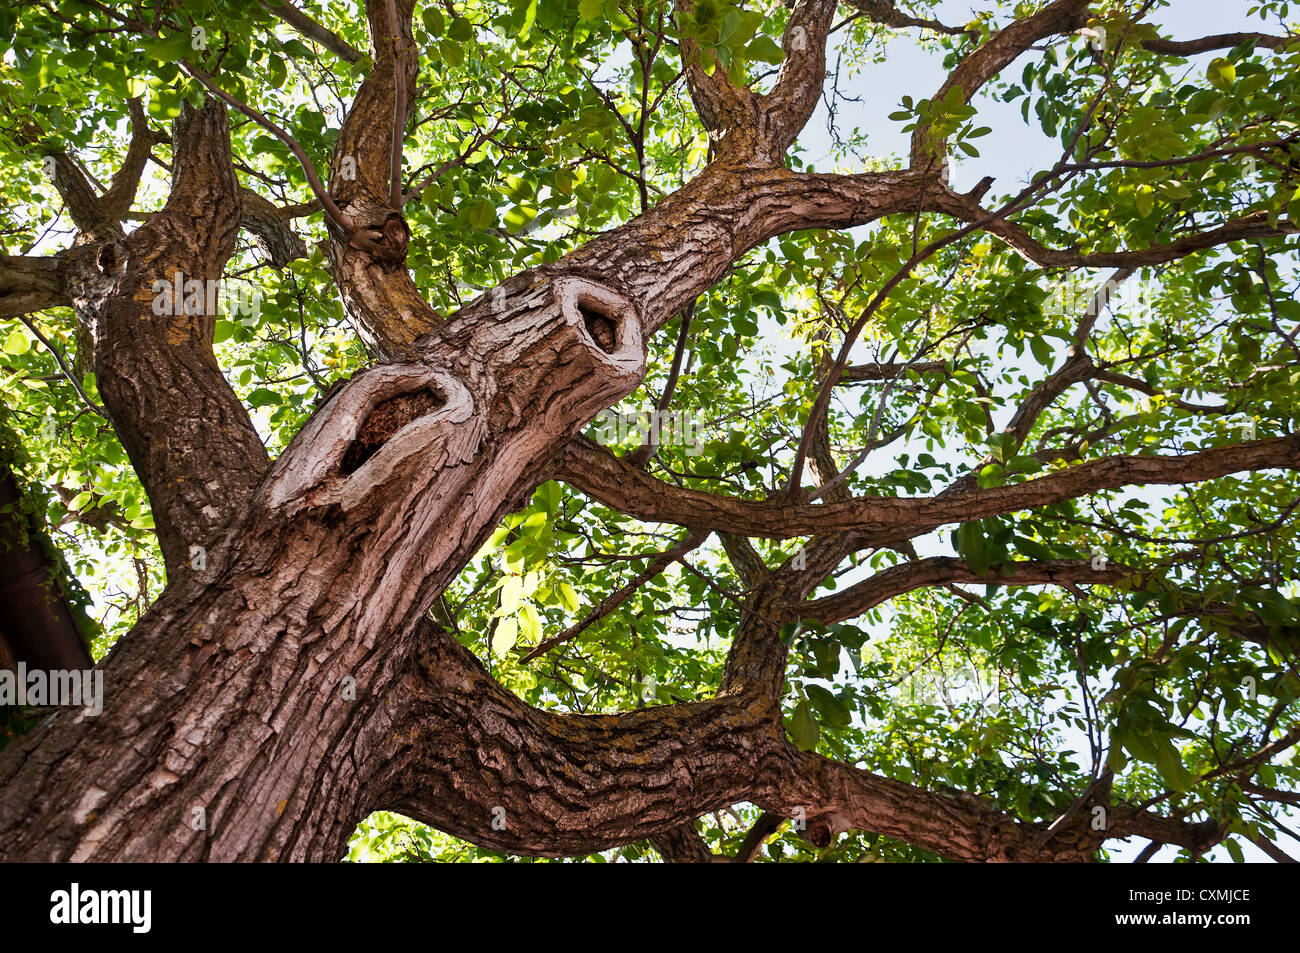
[60,100,271,577]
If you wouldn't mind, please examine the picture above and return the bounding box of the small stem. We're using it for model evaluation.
[16,315,107,419]
[180,61,354,236]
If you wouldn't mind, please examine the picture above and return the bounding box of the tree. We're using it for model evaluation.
[0,0,1298,863]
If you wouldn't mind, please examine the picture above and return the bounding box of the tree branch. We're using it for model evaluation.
[846,0,972,36]
[934,189,1300,269]
[760,0,838,156]
[100,98,165,221]
[0,252,68,319]
[555,433,1300,546]
[909,0,1092,170]
[520,530,708,662]
[387,625,1215,862]
[733,811,783,862]
[649,821,721,862]
[802,557,1136,626]
[1140,32,1294,56]
[239,188,310,268]
[260,0,365,62]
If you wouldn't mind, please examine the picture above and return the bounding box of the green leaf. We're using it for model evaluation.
[1012,535,1054,562]
[811,639,840,678]
[468,198,496,229]
[492,618,518,655]
[265,54,287,89]
[747,35,785,65]
[1135,185,1155,218]
[441,40,465,67]
[719,9,741,43]
[1006,454,1042,474]
[504,204,537,232]
[145,32,194,63]
[1153,737,1195,792]
[789,699,819,750]
[1207,57,1236,91]
[3,328,31,355]
[516,0,538,39]
[806,684,852,729]
[518,603,541,642]
[957,520,989,575]
[246,387,281,408]
[448,17,475,42]
[421,7,445,35]
[499,574,522,613]
[578,0,604,20]
[1106,745,1128,774]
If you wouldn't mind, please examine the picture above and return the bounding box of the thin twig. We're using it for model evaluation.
[16,316,107,418]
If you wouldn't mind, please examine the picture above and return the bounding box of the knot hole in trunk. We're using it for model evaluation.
[579,302,617,353]
[553,277,642,375]
[340,386,445,475]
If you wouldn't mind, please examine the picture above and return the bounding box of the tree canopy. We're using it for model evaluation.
[1,0,1299,863]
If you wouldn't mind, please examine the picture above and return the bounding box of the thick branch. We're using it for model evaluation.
[803,557,1135,625]
[555,433,1300,545]
[44,153,110,235]
[760,0,838,156]
[847,0,971,35]
[82,99,271,575]
[934,187,1300,268]
[327,0,435,357]
[649,822,721,862]
[841,360,947,381]
[100,99,164,221]
[0,451,93,672]
[240,188,310,267]
[0,253,68,319]
[383,626,1201,862]
[678,2,759,149]
[733,811,783,862]
[1140,32,1293,56]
